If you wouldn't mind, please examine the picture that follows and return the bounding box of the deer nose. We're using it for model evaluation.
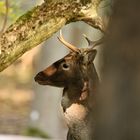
[34,71,47,82]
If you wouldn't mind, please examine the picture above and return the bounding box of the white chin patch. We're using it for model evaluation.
[64,103,88,125]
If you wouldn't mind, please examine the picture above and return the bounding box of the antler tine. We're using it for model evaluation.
[58,30,80,53]
[83,34,103,48]
[83,34,94,46]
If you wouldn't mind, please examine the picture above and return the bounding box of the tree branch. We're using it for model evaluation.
[0,0,104,72]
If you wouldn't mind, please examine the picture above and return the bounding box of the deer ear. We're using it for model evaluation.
[88,50,97,63]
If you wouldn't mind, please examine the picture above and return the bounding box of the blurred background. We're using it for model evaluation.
[0,0,110,139]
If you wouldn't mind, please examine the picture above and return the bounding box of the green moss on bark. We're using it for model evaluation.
[0,0,102,72]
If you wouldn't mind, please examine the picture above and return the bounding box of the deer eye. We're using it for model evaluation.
[62,63,70,70]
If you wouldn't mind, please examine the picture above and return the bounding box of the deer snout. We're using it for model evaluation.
[34,71,49,85]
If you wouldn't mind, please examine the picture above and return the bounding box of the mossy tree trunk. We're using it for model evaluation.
[0,0,104,72]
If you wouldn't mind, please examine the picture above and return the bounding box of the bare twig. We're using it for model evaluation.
[0,0,9,34]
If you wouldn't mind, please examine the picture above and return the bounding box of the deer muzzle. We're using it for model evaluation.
[34,71,50,85]
[34,65,58,86]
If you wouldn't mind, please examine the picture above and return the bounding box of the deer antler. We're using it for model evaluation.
[58,30,80,53]
[83,34,103,48]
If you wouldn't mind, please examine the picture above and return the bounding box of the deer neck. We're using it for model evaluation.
[63,63,99,103]
[87,64,99,93]
[80,63,99,94]
[63,78,84,101]
[61,63,98,138]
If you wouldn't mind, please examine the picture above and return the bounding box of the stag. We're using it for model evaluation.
[34,31,100,140]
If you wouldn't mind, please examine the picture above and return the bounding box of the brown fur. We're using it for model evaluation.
[35,48,99,140]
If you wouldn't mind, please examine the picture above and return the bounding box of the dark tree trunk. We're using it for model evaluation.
[96,0,140,140]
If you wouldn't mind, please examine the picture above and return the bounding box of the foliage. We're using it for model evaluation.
[23,127,49,139]
[0,0,37,27]
[0,1,5,15]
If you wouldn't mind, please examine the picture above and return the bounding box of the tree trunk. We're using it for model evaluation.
[96,0,140,140]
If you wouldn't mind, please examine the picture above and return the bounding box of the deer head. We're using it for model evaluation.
[34,31,98,88]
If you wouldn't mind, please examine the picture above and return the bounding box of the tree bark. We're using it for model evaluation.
[96,0,140,140]
[0,0,103,72]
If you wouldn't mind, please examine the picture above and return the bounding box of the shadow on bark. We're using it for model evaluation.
[96,0,140,140]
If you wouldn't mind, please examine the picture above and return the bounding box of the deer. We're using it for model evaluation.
[34,31,100,140]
